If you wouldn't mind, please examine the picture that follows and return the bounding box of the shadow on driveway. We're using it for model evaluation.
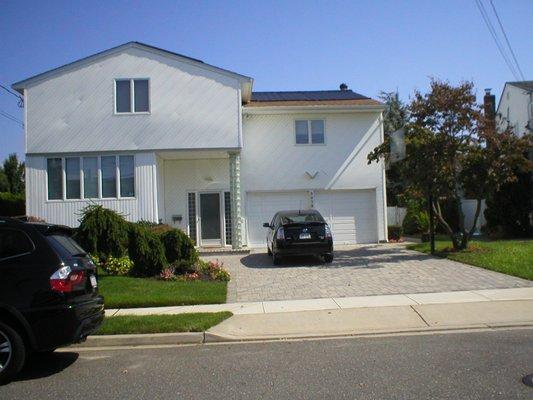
[240,245,430,269]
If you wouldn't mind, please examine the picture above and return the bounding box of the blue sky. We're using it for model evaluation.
[1,0,531,160]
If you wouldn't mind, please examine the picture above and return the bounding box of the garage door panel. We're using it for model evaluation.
[246,191,309,246]
[315,190,377,244]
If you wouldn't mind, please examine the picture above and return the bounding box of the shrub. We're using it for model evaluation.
[388,225,403,241]
[75,205,129,259]
[159,229,198,273]
[197,259,231,282]
[0,192,25,216]
[403,209,429,235]
[103,255,134,276]
[159,267,176,281]
[128,224,167,277]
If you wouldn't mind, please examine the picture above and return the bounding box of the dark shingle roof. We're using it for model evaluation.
[251,90,370,102]
[508,81,533,92]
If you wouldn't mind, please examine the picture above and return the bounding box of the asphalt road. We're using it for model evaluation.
[1,328,532,399]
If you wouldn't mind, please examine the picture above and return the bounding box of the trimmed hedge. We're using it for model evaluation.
[0,192,25,216]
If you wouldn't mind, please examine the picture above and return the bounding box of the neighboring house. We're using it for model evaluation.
[12,42,387,248]
[496,81,533,137]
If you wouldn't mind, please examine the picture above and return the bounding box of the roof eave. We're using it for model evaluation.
[12,41,253,93]
[243,104,386,114]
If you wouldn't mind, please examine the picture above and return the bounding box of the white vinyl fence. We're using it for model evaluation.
[387,206,407,226]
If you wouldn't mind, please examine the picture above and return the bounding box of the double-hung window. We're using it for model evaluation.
[115,79,150,113]
[295,120,325,144]
[46,155,135,200]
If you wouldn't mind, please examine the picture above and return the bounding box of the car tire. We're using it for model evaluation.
[323,254,334,263]
[272,253,281,265]
[0,321,27,384]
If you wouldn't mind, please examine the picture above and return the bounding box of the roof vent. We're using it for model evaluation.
[339,83,348,91]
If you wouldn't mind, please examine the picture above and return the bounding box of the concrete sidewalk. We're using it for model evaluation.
[106,287,533,317]
[205,300,533,341]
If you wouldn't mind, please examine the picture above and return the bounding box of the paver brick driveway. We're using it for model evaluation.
[204,244,533,303]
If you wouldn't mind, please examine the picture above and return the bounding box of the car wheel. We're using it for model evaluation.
[0,321,26,384]
[272,252,281,265]
[323,254,334,263]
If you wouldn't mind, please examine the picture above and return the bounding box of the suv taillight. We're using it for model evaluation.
[276,227,285,240]
[325,225,332,238]
[50,265,85,293]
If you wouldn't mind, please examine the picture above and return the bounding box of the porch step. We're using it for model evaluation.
[198,247,251,256]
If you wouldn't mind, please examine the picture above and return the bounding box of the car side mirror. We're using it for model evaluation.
[263,222,271,228]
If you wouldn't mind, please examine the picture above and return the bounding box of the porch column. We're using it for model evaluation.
[229,151,243,249]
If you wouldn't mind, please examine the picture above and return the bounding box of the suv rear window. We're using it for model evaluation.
[280,213,324,224]
[0,229,34,260]
[46,234,87,258]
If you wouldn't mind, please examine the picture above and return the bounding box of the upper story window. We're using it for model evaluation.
[115,79,150,114]
[295,120,325,145]
[46,155,135,201]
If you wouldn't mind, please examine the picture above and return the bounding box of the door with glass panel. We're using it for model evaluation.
[199,193,222,246]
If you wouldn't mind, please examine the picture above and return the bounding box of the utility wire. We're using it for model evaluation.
[0,84,24,107]
[488,0,525,80]
[475,0,520,80]
[0,109,24,127]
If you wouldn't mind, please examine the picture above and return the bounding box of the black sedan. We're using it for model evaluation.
[263,209,333,265]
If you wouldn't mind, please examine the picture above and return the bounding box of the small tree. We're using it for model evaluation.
[368,79,532,250]
[2,153,25,194]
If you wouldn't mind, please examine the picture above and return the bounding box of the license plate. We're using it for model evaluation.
[89,275,97,288]
[299,233,311,240]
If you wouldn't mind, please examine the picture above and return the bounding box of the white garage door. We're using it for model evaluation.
[246,191,310,246]
[314,190,378,244]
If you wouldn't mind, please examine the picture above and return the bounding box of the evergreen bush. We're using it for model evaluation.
[75,205,129,259]
[0,192,25,216]
[128,224,167,277]
[160,228,198,273]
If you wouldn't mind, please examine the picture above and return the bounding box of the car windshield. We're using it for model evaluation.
[280,213,324,224]
[46,234,87,257]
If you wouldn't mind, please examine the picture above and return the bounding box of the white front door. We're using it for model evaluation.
[246,191,310,247]
[199,192,222,246]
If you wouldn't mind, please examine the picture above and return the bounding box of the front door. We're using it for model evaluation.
[200,193,222,246]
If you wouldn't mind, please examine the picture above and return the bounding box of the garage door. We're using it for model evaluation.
[314,190,378,244]
[246,191,310,246]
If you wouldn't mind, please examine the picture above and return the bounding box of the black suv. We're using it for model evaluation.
[264,209,334,265]
[0,217,104,383]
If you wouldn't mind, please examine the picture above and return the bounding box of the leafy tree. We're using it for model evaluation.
[379,91,408,206]
[2,153,25,194]
[0,168,8,192]
[368,79,532,250]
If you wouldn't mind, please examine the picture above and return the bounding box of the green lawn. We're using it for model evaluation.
[95,312,232,335]
[98,274,227,309]
[407,239,533,280]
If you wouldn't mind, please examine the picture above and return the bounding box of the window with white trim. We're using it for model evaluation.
[115,79,150,113]
[295,120,325,144]
[46,155,135,200]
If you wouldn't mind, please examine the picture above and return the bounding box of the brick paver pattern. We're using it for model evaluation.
[204,244,533,303]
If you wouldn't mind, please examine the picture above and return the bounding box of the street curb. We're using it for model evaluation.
[74,332,204,347]
[70,321,533,349]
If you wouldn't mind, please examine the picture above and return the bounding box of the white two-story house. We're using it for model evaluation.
[12,42,387,249]
[496,81,533,137]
